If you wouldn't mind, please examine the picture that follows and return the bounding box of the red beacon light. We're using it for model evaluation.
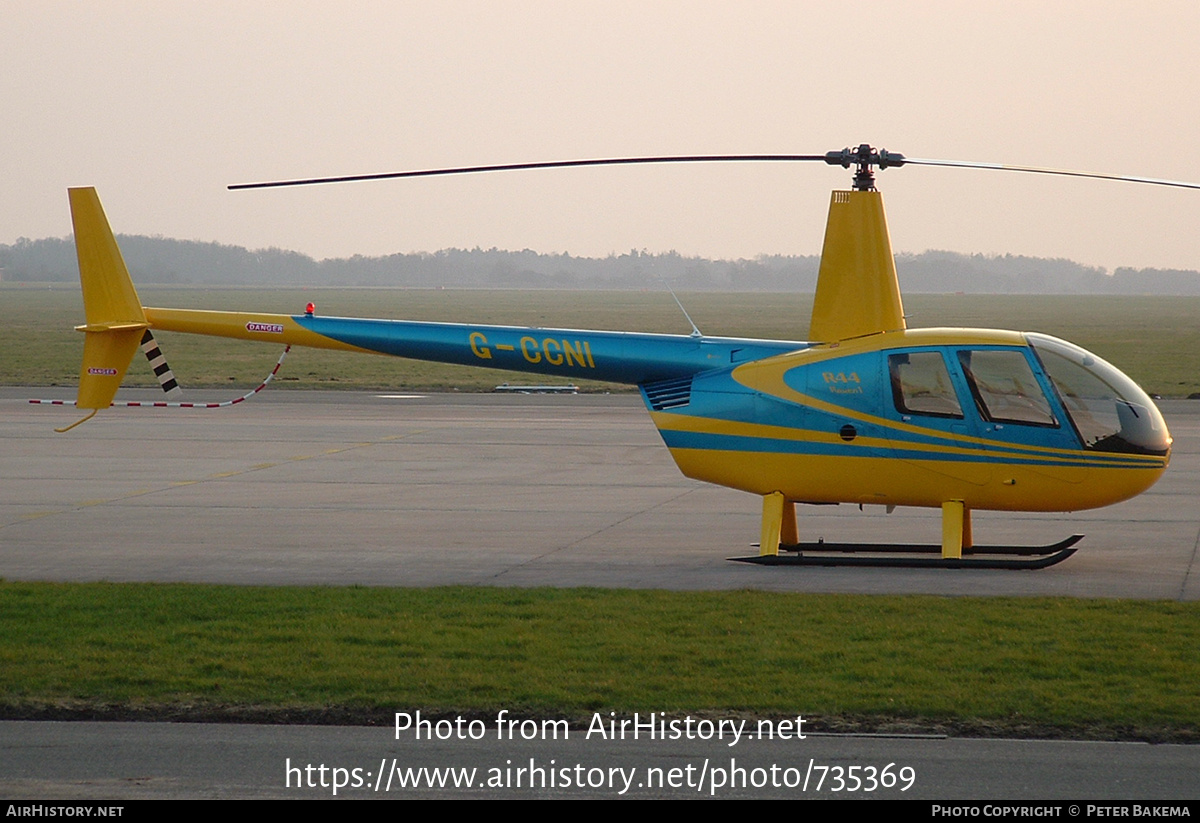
[304,302,315,316]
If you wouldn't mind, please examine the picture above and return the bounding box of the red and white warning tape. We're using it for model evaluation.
[30,346,291,409]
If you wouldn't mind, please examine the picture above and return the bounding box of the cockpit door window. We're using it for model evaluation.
[956,349,1057,427]
[888,351,963,419]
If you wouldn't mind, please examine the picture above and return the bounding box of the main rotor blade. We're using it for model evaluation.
[228,154,829,190]
[901,157,1200,190]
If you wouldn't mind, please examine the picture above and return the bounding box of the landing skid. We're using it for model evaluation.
[730,535,1082,569]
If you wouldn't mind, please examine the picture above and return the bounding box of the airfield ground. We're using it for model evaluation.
[3,390,1200,799]
[3,389,1198,598]
[4,289,1199,798]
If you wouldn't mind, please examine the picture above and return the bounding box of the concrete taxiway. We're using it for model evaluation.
[4,721,1200,799]
[3,388,1198,598]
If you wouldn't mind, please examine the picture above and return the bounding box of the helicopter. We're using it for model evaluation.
[53,145,1185,569]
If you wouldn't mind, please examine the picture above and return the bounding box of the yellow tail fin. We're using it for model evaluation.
[68,187,148,413]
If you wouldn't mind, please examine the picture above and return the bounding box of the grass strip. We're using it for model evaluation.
[1,583,1197,740]
[7,286,1200,396]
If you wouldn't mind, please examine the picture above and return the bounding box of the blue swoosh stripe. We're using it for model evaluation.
[659,430,1163,470]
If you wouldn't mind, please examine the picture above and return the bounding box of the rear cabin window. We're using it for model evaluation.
[957,349,1056,427]
[888,352,963,418]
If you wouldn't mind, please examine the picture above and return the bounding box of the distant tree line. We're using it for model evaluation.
[2,234,1198,294]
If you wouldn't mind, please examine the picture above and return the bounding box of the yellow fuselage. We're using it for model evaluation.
[650,328,1170,513]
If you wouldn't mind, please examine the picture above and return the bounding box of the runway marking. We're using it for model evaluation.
[1178,524,1200,601]
[486,485,704,582]
[322,444,370,455]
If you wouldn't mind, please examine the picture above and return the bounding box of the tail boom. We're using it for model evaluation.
[144,307,805,385]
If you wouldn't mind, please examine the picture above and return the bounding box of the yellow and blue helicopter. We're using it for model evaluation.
[57,146,1184,568]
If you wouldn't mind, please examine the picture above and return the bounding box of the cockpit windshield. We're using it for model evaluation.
[1027,333,1170,456]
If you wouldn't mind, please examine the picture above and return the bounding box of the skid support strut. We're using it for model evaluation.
[759,492,785,557]
[735,495,1079,569]
[942,500,964,559]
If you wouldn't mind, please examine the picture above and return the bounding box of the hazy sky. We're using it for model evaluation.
[4,1,1199,272]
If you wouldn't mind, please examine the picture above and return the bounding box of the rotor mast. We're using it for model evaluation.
[808,146,908,341]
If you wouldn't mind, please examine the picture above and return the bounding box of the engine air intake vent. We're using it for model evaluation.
[641,376,693,411]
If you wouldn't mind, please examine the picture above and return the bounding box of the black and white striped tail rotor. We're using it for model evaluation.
[140,330,182,398]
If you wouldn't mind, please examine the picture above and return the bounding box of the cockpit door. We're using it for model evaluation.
[883,348,991,486]
[950,346,1087,485]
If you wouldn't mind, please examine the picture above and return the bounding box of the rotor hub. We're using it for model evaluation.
[824,144,907,191]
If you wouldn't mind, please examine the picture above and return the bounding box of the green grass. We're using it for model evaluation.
[1,583,1197,739]
[4,285,1200,396]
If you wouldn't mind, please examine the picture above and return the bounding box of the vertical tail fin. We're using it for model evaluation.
[67,187,148,415]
